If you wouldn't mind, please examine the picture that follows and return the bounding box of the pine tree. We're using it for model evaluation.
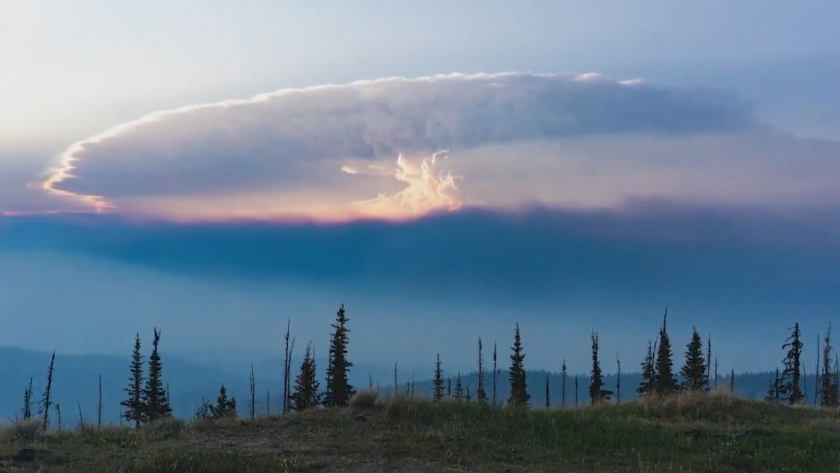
[616,355,621,404]
[324,304,355,407]
[545,373,550,409]
[142,328,171,422]
[39,351,56,430]
[291,342,321,411]
[507,322,529,407]
[454,373,464,401]
[447,378,451,397]
[765,368,783,402]
[574,376,578,408]
[492,342,498,405]
[208,384,237,419]
[638,340,656,395]
[729,369,735,393]
[706,335,712,392]
[820,324,839,407]
[589,331,612,403]
[680,326,708,392]
[476,338,487,403]
[655,309,678,395]
[121,334,145,429]
[432,354,444,402]
[22,377,33,421]
[781,322,804,405]
[561,359,567,408]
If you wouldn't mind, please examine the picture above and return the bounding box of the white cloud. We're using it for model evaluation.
[36,71,830,221]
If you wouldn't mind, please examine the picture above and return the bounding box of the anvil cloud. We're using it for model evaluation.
[40,71,827,222]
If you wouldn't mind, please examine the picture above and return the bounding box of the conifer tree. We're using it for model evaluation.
[447,378,451,397]
[476,338,487,403]
[561,359,567,408]
[465,387,472,403]
[324,304,355,407]
[655,309,678,395]
[98,374,103,430]
[616,355,621,404]
[507,322,529,407]
[282,318,293,415]
[492,342,498,405]
[729,369,735,393]
[781,322,804,404]
[765,368,783,402]
[638,340,656,395]
[208,384,237,419]
[706,335,712,392]
[680,326,708,391]
[291,342,321,411]
[574,376,578,408]
[454,372,464,401]
[545,373,550,409]
[589,331,612,403]
[121,334,144,429]
[248,365,256,420]
[22,377,33,421]
[432,354,444,402]
[38,351,56,430]
[142,328,171,422]
[820,324,839,407]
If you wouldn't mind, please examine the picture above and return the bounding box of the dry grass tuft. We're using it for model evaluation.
[349,389,379,408]
[0,419,44,443]
[142,416,188,440]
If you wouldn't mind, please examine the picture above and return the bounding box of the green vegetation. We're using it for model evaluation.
[3,392,840,472]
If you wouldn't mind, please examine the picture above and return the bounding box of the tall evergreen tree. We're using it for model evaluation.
[142,328,171,422]
[589,331,612,403]
[820,324,839,407]
[121,334,145,429]
[39,351,56,430]
[638,340,657,396]
[545,373,550,409]
[765,368,783,402]
[781,322,804,405]
[616,355,621,404]
[561,359,567,408]
[208,384,237,419]
[291,342,321,411]
[706,335,712,392]
[729,369,735,393]
[22,377,33,421]
[324,304,355,407]
[282,318,293,415]
[655,309,678,395]
[432,354,444,402]
[454,373,464,401]
[492,342,498,405]
[476,338,487,403]
[507,322,529,407]
[574,376,578,408]
[248,365,256,421]
[680,326,708,391]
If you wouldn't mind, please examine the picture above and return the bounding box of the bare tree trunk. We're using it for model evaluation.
[249,365,256,421]
[98,374,102,430]
[77,401,84,430]
[56,403,62,432]
[266,391,270,416]
[394,363,398,399]
[616,355,621,404]
[282,318,292,415]
[561,360,567,408]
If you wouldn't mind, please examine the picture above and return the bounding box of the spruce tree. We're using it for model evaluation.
[492,342,498,405]
[729,369,735,393]
[680,326,708,391]
[476,338,487,403]
[545,373,550,409]
[706,335,713,392]
[561,359,567,408]
[655,309,678,395]
[39,351,56,430]
[574,376,578,408]
[616,355,621,404]
[291,342,320,411]
[22,377,33,421]
[432,354,444,402]
[507,322,529,407]
[820,324,839,407]
[142,328,171,422]
[765,368,783,402]
[454,373,464,401]
[324,304,355,407]
[121,334,145,429]
[781,322,804,405]
[638,340,656,395]
[589,331,612,403]
[208,384,237,419]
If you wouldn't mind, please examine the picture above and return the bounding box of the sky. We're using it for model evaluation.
[1,1,840,375]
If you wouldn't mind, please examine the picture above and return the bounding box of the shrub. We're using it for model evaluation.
[142,416,187,440]
[349,389,379,409]
[1,419,43,443]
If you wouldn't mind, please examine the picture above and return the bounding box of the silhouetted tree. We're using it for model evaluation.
[574,376,578,408]
[507,322,529,407]
[142,328,171,422]
[22,377,33,421]
[781,322,804,405]
[282,318,294,415]
[291,342,321,411]
[324,304,355,407]
[454,372,464,401]
[638,340,656,396]
[589,331,612,403]
[561,359,567,408]
[432,354,444,402]
[492,342,498,405]
[680,326,707,391]
[545,373,550,409]
[447,377,451,397]
[820,324,839,407]
[765,368,783,402]
[616,355,621,404]
[121,334,144,429]
[208,384,237,419]
[476,338,487,403]
[655,309,678,395]
[248,365,256,420]
[39,351,56,430]
[706,335,713,392]
[97,374,102,430]
[729,369,735,393]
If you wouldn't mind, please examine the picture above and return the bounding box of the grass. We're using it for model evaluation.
[1,392,839,472]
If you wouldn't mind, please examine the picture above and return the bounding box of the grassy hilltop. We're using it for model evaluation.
[1,391,839,473]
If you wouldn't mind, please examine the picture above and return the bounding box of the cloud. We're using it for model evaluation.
[37,72,765,220]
